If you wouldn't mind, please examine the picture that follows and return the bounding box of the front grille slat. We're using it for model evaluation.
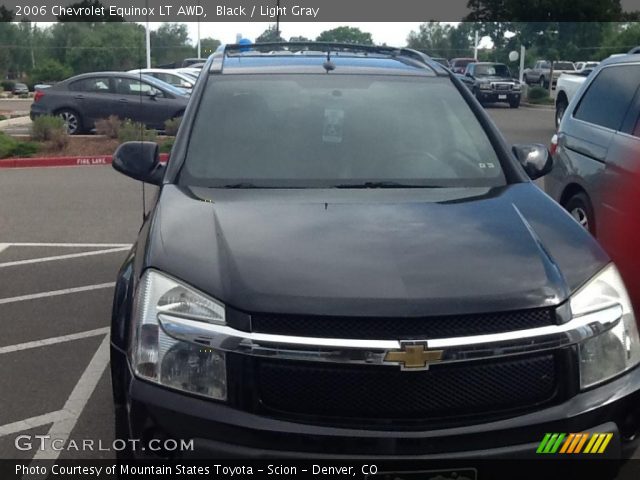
[257,354,558,422]
[251,308,555,340]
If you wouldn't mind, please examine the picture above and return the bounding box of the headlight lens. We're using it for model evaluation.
[479,83,491,90]
[512,83,521,90]
[131,269,227,400]
[572,264,640,389]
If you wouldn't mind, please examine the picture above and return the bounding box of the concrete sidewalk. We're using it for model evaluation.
[0,115,31,132]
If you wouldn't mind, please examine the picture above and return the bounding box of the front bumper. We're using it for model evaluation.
[116,344,640,460]
[477,91,521,103]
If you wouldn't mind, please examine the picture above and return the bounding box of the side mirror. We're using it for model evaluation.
[465,72,472,77]
[147,89,158,99]
[513,144,553,180]
[112,141,164,185]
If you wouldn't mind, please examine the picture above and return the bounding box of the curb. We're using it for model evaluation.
[0,153,169,169]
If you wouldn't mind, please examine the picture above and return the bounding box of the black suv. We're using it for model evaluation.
[459,62,522,108]
[110,43,640,463]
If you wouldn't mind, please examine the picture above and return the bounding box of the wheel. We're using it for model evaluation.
[555,99,568,129]
[541,77,550,89]
[474,89,485,107]
[565,192,595,235]
[56,109,82,135]
[509,97,520,108]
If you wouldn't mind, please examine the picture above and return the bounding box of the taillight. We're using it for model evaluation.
[33,90,45,102]
[550,134,558,156]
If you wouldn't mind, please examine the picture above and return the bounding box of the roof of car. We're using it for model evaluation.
[207,42,449,77]
[600,50,640,67]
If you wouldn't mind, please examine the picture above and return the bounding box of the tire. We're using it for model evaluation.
[509,97,520,108]
[474,89,485,107]
[565,192,595,235]
[555,99,568,130]
[56,109,83,135]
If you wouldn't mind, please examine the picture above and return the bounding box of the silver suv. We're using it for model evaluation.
[546,51,640,236]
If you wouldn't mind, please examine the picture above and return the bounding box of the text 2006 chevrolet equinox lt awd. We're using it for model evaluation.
[110,43,640,463]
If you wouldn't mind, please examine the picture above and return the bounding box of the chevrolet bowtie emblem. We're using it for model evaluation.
[384,344,444,370]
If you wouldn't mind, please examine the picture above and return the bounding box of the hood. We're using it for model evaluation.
[145,184,608,317]
[477,76,515,82]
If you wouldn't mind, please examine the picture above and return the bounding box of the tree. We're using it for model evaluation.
[289,36,311,43]
[200,37,221,56]
[31,59,72,82]
[0,6,14,21]
[407,22,453,55]
[150,23,194,66]
[316,26,373,45]
[255,25,284,43]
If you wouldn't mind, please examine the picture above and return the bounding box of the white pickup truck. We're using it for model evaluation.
[554,70,594,129]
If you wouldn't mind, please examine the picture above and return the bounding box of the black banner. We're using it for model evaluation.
[1,0,640,22]
[2,459,640,480]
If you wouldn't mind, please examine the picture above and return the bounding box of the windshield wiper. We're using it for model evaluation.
[333,182,445,189]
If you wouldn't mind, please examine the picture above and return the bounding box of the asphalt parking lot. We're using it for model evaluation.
[4,104,637,468]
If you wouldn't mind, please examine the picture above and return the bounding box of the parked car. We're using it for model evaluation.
[12,82,29,95]
[449,57,476,74]
[547,52,640,239]
[128,68,196,91]
[554,68,596,129]
[458,62,521,108]
[575,61,600,72]
[30,72,190,134]
[523,60,576,88]
[109,42,640,464]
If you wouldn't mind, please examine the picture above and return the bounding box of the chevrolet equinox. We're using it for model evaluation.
[110,43,640,464]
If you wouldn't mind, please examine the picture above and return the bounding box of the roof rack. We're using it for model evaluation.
[210,42,445,75]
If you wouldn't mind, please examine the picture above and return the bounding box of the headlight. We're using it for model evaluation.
[512,83,521,90]
[131,269,227,400]
[572,264,640,389]
[479,83,491,90]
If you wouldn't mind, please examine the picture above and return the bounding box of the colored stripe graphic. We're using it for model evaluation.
[537,433,613,454]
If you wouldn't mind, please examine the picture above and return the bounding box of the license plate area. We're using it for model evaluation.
[498,94,507,100]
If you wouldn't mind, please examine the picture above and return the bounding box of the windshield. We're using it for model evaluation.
[475,64,511,77]
[554,62,575,70]
[180,75,505,188]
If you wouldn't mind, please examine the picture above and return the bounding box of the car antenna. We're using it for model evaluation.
[323,48,336,73]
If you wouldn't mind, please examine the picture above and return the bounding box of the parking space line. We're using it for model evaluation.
[31,334,110,461]
[0,282,115,306]
[0,327,110,355]
[0,244,8,254]
[0,247,130,269]
[5,243,132,248]
[0,410,72,438]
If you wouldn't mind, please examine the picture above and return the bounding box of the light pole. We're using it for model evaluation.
[276,0,281,39]
[145,0,151,68]
[197,0,201,58]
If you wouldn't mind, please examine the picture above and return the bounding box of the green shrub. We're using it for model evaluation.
[11,140,40,157]
[163,117,182,136]
[118,119,157,143]
[31,115,67,142]
[1,81,15,92]
[159,138,174,154]
[527,86,549,100]
[95,115,122,139]
[0,115,6,121]
[0,132,39,158]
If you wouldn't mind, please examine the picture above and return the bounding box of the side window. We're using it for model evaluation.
[69,77,111,93]
[114,78,164,97]
[466,64,474,75]
[573,65,640,131]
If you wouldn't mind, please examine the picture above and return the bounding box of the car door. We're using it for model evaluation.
[66,76,116,126]
[112,77,170,128]
[598,64,640,246]
[556,63,640,234]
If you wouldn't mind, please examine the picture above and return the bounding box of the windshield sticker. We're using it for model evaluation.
[323,108,345,143]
